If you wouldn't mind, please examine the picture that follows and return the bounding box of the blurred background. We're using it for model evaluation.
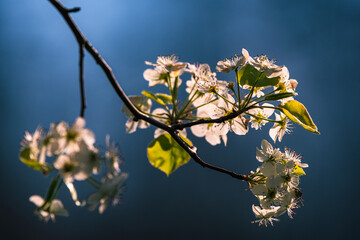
[1,0,359,239]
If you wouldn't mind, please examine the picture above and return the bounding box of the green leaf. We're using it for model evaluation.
[20,148,43,170]
[237,64,281,87]
[293,165,306,176]
[264,92,296,101]
[147,134,192,176]
[142,91,172,107]
[279,100,319,134]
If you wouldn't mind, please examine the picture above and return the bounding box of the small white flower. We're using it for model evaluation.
[145,55,186,73]
[269,113,292,143]
[245,50,284,79]
[276,161,300,189]
[256,139,282,177]
[191,96,235,146]
[45,117,95,155]
[248,103,275,130]
[143,66,169,87]
[190,107,229,146]
[21,128,46,164]
[251,176,283,209]
[54,142,101,182]
[105,135,122,178]
[230,115,249,136]
[87,173,128,214]
[283,149,308,168]
[251,205,280,227]
[144,55,186,87]
[216,50,248,73]
[44,122,67,156]
[29,195,68,222]
[187,63,219,93]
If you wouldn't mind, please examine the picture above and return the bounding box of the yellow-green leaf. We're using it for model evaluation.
[147,134,192,176]
[264,92,296,101]
[279,100,319,134]
[20,148,43,170]
[142,91,172,107]
[293,165,306,176]
[237,64,281,87]
[155,93,172,105]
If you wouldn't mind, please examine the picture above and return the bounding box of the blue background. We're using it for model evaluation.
[1,0,359,239]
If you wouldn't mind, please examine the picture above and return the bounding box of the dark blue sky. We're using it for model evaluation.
[1,0,359,239]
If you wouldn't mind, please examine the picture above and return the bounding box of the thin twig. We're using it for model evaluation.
[79,43,86,117]
[48,0,249,182]
[67,7,80,13]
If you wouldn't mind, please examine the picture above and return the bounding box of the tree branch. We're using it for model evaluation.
[48,0,249,182]
[172,107,249,130]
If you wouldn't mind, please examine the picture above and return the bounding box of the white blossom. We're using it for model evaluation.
[21,128,46,164]
[186,63,219,93]
[105,135,122,178]
[251,205,280,227]
[216,49,249,73]
[245,50,285,79]
[29,195,68,222]
[283,149,308,168]
[54,141,101,182]
[44,117,95,155]
[87,173,128,214]
[256,139,282,177]
[269,113,292,143]
[190,107,229,146]
[248,103,275,130]
[144,55,186,87]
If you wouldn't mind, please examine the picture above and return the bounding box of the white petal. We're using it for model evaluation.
[261,139,272,152]
[73,117,85,130]
[269,125,280,143]
[251,184,268,196]
[276,163,286,176]
[50,200,69,216]
[125,119,138,134]
[221,134,228,146]
[252,205,263,218]
[262,103,274,117]
[205,132,221,146]
[260,162,276,177]
[256,148,266,162]
[64,180,83,206]
[143,69,161,85]
[190,124,207,138]
[232,117,248,135]
[29,195,44,207]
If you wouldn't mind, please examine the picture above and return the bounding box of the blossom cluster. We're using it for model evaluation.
[249,140,308,226]
[125,48,297,146]
[120,49,316,226]
[20,117,127,222]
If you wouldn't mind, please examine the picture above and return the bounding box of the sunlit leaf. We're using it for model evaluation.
[293,165,306,176]
[237,64,280,87]
[264,92,296,101]
[279,100,319,134]
[20,148,43,170]
[147,134,192,176]
[142,91,172,107]
[155,93,172,105]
